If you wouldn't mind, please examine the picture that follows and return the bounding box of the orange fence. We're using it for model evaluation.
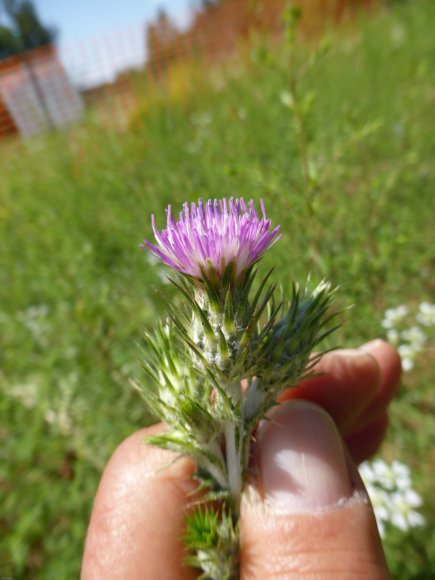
[0,0,378,141]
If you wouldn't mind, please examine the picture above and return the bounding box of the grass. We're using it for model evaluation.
[0,1,434,577]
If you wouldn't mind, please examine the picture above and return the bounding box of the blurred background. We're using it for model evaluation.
[0,0,434,577]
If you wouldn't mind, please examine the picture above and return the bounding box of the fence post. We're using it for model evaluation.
[22,49,55,131]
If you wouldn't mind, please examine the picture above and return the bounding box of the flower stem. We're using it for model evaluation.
[225,420,242,516]
[205,440,229,491]
[222,380,243,514]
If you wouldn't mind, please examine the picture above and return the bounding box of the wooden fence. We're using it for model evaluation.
[0,0,379,140]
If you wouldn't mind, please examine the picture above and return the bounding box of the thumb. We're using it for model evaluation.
[241,401,389,579]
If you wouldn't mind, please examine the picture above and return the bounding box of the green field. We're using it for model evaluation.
[1,1,434,577]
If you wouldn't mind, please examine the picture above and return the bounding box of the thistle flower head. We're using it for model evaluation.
[142,198,281,284]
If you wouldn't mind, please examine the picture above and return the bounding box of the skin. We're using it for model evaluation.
[82,339,401,579]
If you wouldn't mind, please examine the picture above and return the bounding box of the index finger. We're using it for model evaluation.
[280,340,400,436]
[82,424,196,580]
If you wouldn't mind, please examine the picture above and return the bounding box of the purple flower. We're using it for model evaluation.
[142,198,281,282]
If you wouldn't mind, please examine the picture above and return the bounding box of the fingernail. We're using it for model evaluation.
[259,400,353,511]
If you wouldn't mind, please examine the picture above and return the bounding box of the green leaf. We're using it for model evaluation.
[183,506,239,580]
[223,287,235,335]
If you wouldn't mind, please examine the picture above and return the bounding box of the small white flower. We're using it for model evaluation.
[371,459,396,490]
[391,461,411,488]
[401,357,414,372]
[9,382,39,409]
[386,329,400,345]
[384,305,408,323]
[359,462,376,484]
[26,304,49,318]
[407,511,425,527]
[382,318,394,330]
[416,302,435,327]
[390,511,409,531]
[397,344,411,357]
[18,304,50,344]
[384,301,434,372]
[403,489,423,509]
[397,335,423,372]
[381,304,408,329]
[359,459,425,537]
[401,326,426,348]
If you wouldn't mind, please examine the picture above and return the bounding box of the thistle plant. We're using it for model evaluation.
[136,197,339,578]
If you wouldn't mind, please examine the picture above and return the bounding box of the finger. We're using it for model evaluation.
[344,412,389,465]
[280,348,381,435]
[359,339,402,420]
[241,400,389,579]
[82,424,196,580]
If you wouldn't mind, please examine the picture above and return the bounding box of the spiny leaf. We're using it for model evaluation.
[183,506,239,580]
[220,260,236,296]
[251,267,274,312]
[224,287,235,334]
[200,265,221,313]
[218,326,230,359]
[183,506,219,549]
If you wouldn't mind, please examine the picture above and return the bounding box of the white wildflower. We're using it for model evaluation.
[397,344,414,358]
[382,305,408,329]
[407,511,426,528]
[401,357,414,372]
[397,343,423,367]
[359,459,425,538]
[402,488,423,509]
[18,304,50,345]
[386,328,400,345]
[400,326,426,349]
[416,302,435,327]
[390,511,409,532]
[43,375,80,436]
[383,301,434,372]
[391,460,412,488]
[9,382,39,409]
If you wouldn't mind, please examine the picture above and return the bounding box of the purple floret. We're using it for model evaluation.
[142,198,281,281]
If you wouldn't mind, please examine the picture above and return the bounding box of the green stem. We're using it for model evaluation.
[205,440,229,490]
[222,381,243,514]
[225,420,242,515]
[289,74,315,217]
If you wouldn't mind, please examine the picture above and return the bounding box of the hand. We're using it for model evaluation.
[82,339,401,579]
